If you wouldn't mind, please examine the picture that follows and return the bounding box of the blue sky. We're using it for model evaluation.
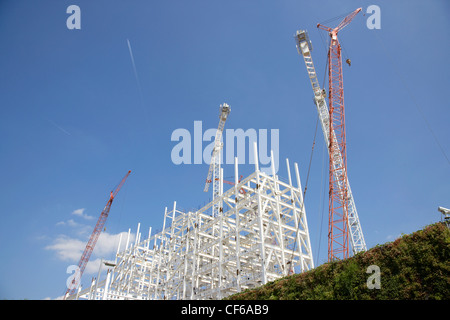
[0,0,449,299]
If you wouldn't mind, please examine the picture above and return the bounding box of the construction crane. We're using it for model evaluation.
[204,103,230,217]
[64,170,131,298]
[295,7,366,261]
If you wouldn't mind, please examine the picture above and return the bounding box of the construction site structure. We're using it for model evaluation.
[65,142,314,300]
[294,8,367,261]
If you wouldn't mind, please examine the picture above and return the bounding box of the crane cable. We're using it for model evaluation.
[317,27,329,92]
[288,114,319,274]
[318,9,355,28]
[315,137,327,266]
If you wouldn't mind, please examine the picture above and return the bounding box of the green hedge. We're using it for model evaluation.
[225,222,450,300]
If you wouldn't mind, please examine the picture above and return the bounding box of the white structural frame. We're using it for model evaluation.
[295,29,366,255]
[67,143,314,300]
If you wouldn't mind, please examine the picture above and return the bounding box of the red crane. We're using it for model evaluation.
[317,8,361,261]
[65,170,131,298]
[214,175,246,194]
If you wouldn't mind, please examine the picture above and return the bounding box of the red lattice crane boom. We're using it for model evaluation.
[65,170,131,298]
[317,8,361,261]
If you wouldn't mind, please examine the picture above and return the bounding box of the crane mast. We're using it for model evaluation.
[204,103,230,217]
[65,170,131,298]
[295,9,366,261]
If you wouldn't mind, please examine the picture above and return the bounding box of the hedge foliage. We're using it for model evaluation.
[225,222,450,300]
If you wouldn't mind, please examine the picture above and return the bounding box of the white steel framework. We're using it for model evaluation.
[66,143,314,300]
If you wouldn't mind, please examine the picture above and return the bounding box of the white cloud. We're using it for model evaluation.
[93,231,132,258]
[45,234,85,262]
[56,219,82,227]
[55,219,92,239]
[84,257,103,275]
[45,231,135,275]
[386,234,401,241]
[72,208,94,220]
[56,208,94,235]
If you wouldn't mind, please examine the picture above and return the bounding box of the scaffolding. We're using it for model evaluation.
[67,144,314,300]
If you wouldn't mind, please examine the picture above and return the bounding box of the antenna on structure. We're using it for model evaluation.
[438,206,450,228]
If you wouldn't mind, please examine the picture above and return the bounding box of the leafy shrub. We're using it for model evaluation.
[225,222,450,300]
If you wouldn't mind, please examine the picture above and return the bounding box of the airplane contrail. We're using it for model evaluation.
[127,40,138,80]
[126,39,144,102]
[46,118,71,136]
[126,38,149,123]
